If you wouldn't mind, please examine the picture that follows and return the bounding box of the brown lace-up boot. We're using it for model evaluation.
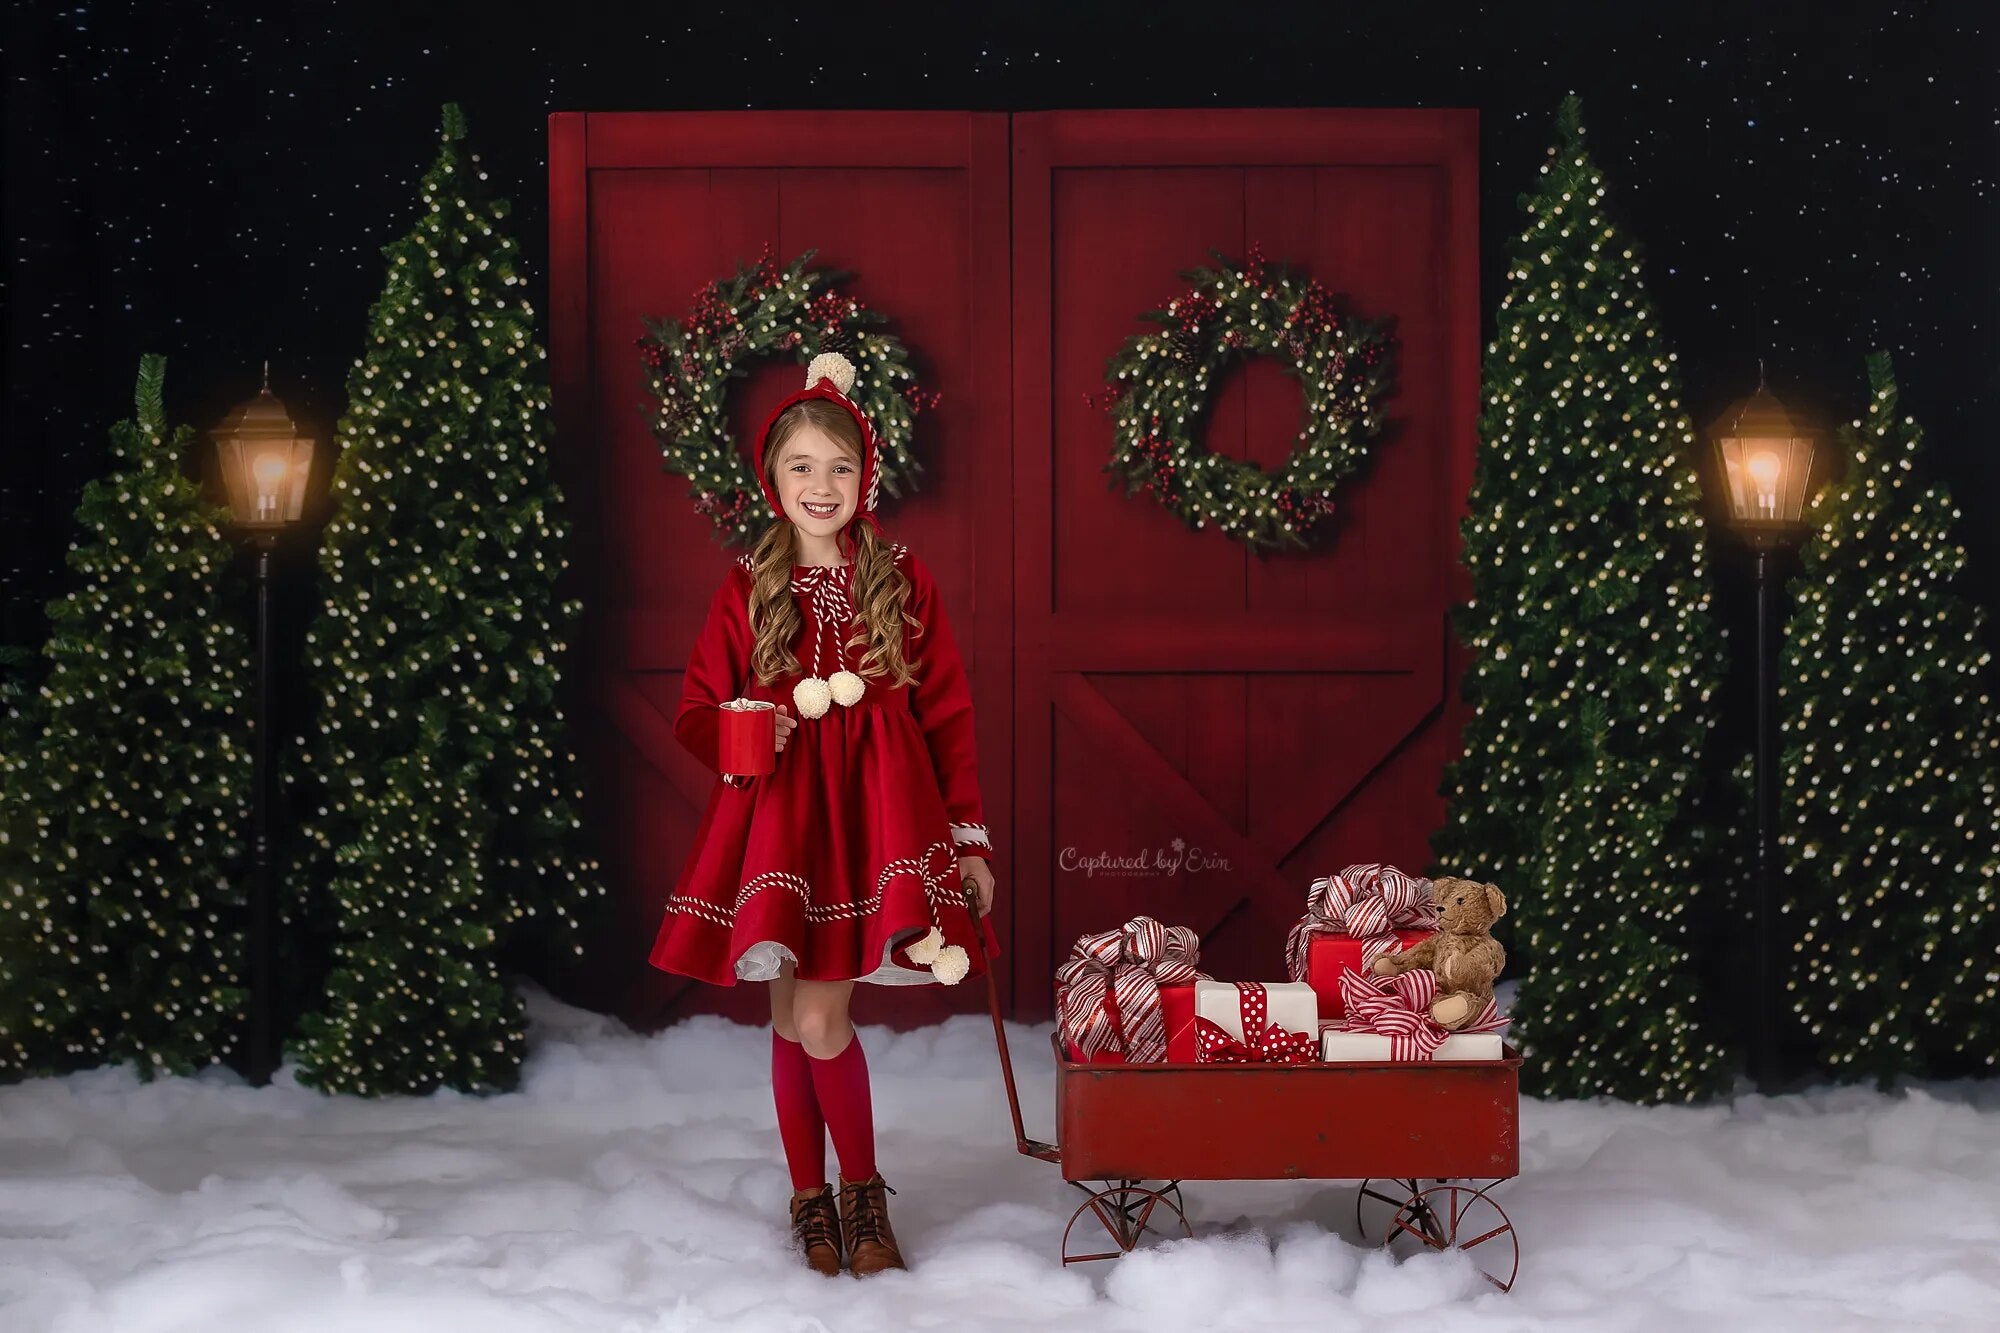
[789,1184,843,1276]
[838,1172,907,1276]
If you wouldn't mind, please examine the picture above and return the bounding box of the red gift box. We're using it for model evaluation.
[717,699,776,777]
[1303,929,1434,1019]
[1064,982,1198,1064]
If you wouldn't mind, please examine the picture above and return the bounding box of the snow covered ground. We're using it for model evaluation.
[3,982,1997,1333]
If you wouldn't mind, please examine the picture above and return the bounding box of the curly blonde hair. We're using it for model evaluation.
[747,399,922,690]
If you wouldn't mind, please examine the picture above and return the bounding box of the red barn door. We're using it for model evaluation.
[1008,110,1480,1017]
[548,112,1013,1029]
[548,108,1477,1030]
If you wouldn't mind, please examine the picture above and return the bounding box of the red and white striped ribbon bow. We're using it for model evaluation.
[1285,863,1441,983]
[1192,983,1319,1065]
[1055,916,1205,1062]
[1336,968,1509,1061]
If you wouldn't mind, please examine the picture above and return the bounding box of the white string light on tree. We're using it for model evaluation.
[286,102,604,1098]
[0,355,254,1082]
[1432,94,1733,1105]
[1777,350,2000,1083]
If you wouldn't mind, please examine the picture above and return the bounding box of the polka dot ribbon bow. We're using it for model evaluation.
[1191,983,1319,1065]
[1055,916,1206,1063]
[1337,968,1509,1062]
[1285,863,1441,984]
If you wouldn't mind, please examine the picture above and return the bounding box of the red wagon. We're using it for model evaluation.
[965,900,1528,1290]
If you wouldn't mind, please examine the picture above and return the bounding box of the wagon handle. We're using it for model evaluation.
[963,878,1060,1164]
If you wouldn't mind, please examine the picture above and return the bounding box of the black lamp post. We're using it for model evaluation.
[1706,363,1819,1095]
[208,363,316,1086]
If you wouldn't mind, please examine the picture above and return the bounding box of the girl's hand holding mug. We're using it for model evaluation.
[772,703,798,754]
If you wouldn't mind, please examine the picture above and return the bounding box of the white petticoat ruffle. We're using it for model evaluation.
[733,929,938,986]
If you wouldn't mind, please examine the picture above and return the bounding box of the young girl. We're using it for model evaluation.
[648,352,1001,1279]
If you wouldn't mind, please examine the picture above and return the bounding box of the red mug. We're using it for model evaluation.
[717,698,777,778]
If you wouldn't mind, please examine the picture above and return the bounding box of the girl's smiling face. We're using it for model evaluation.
[774,422,861,537]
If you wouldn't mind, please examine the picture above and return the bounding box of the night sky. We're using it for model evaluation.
[5,1,1996,655]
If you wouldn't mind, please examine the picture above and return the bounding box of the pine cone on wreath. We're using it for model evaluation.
[659,401,694,436]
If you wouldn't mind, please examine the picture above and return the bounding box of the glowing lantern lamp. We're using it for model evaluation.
[1706,362,1822,1096]
[211,362,316,531]
[207,363,318,1087]
[1709,368,1817,547]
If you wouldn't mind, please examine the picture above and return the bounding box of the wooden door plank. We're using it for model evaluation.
[965,113,1017,1016]
[1051,673,1298,901]
[602,674,713,814]
[1010,113,1058,1017]
[1049,610,1429,672]
[1016,110,1479,1024]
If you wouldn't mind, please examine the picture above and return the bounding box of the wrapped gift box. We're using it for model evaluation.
[1064,982,1198,1064]
[1324,969,1510,1062]
[1192,980,1319,1064]
[1318,1020,1503,1062]
[1300,929,1435,1019]
[1194,980,1318,1044]
[1056,916,1206,1064]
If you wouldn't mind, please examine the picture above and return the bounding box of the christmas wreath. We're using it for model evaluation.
[638,246,939,546]
[1097,248,1399,554]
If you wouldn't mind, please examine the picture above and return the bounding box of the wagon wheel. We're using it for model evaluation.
[1060,1180,1192,1265]
[1355,1177,1447,1241]
[1383,1183,1519,1293]
[1067,1178,1186,1226]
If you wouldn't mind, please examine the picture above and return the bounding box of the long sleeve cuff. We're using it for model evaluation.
[950,822,994,861]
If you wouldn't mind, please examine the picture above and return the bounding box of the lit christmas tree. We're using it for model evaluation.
[0,355,254,1080]
[1432,94,1734,1102]
[286,103,604,1096]
[0,646,32,767]
[1779,351,1999,1082]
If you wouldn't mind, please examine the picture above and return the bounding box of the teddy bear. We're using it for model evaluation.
[1369,876,1506,1031]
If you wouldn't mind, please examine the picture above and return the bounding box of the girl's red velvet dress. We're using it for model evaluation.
[648,543,1001,986]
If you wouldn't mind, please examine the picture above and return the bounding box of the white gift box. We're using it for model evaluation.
[1317,1024,1504,1062]
[1193,979,1318,1043]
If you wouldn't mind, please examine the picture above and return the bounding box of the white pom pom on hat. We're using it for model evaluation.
[805,351,857,396]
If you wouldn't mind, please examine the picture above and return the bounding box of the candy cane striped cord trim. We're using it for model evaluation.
[949,823,992,852]
[662,838,959,927]
[789,564,853,678]
[865,431,883,512]
[733,543,906,576]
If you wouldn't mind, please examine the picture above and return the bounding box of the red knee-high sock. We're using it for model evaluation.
[771,1030,827,1191]
[807,1033,877,1183]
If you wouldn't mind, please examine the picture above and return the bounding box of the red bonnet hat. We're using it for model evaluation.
[751,352,884,561]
